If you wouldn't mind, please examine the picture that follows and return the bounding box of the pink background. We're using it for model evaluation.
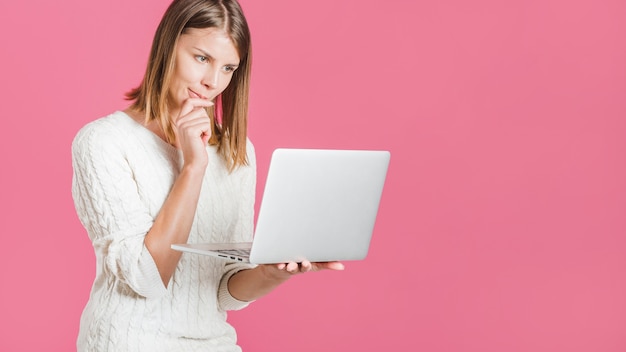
[1,0,625,351]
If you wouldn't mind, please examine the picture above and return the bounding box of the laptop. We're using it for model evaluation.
[171,148,390,264]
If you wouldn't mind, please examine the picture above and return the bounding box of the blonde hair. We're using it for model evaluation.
[126,0,251,170]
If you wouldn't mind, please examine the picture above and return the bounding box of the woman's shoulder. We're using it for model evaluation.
[72,111,136,150]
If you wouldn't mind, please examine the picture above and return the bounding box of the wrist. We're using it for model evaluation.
[180,162,206,178]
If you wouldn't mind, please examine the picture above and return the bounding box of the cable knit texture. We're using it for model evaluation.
[72,111,256,351]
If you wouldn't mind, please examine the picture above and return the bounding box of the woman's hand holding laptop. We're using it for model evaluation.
[271,260,345,276]
[227,260,345,302]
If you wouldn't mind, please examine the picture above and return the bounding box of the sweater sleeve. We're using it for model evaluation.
[72,121,167,299]
[217,139,258,311]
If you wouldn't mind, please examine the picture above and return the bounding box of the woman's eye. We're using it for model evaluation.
[196,55,208,63]
[223,66,236,73]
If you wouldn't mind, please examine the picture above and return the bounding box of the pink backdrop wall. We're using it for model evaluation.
[1,0,625,351]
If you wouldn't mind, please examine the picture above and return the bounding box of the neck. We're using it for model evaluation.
[124,107,176,147]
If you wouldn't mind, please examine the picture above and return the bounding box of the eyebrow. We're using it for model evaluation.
[194,47,240,67]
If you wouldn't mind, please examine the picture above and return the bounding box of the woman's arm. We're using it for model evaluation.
[144,164,205,287]
[142,98,214,287]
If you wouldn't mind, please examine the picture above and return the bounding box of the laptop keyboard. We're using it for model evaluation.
[216,248,251,258]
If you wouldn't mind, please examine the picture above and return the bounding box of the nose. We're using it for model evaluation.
[202,67,220,90]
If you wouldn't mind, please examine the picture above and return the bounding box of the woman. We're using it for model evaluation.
[71,0,343,350]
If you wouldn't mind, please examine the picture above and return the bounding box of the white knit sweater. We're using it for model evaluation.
[72,111,256,351]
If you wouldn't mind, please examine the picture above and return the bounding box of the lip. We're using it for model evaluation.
[188,89,208,100]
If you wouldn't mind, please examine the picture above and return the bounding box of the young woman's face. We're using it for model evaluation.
[168,27,240,115]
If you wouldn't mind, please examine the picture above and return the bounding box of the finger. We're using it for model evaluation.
[176,121,212,145]
[178,98,214,120]
[178,117,211,132]
[176,111,211,136]
[286,262,299,273]
[300,260,312,272]
[176,106,211,125]
[201,131,210,145]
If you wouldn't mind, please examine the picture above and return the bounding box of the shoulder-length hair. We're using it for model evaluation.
[126,0,252,170]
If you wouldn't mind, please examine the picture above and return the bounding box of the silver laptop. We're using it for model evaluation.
[171,148,390,264]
